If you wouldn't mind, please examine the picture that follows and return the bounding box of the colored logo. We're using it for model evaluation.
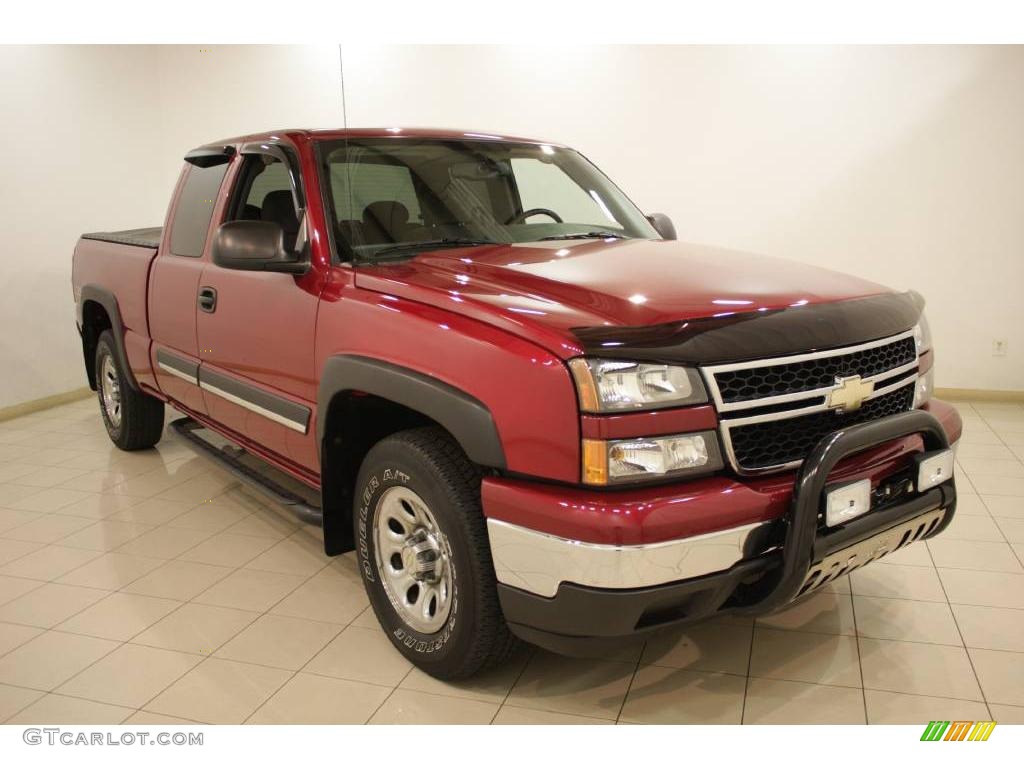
[920,721,997,741]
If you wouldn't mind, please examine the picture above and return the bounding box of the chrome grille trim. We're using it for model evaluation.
[702,329,918,413]
[722,371,918,430]
[702,330,920,475]
[717,376,918,474]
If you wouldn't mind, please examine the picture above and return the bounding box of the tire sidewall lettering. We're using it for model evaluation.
[356,475,380,582]
[357,465,459,656]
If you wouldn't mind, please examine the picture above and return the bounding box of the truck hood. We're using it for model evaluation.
[353,238,897,358]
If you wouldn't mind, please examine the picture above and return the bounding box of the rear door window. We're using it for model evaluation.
[169,164,229,257]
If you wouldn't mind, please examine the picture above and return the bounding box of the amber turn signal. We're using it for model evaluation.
[569,359,600,412]
[581,438,609,485]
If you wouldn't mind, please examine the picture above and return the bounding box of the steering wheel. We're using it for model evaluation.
[505,208,563,225]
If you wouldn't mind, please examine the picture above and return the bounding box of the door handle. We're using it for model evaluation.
[198,286,217,313]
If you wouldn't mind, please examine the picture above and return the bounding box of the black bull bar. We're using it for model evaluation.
[743,408,957,614]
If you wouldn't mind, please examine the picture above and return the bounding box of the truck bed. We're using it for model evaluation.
[73,228,163,383]
[81,227,163,250]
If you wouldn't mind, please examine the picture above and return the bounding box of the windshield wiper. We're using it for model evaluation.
[537,231,630,241]
[367,238,502,259]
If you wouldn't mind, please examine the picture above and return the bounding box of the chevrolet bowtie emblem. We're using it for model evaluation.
[828,375,875,412]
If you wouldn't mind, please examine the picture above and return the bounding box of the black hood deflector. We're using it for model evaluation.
[572,292,923,365]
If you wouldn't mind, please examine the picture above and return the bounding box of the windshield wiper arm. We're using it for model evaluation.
[368,238,502,259]
[537,231,630,241]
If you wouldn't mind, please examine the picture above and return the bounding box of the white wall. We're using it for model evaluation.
[0,45,345,409]
[2,45,1021,409]
[342,45,1024,392]
[150,45,344,201]
[0,46,165,409]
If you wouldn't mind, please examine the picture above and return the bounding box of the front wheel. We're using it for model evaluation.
[354,426,516,679]
[95,331,164,451]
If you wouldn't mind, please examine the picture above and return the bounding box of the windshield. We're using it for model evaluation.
[318,138,659,262]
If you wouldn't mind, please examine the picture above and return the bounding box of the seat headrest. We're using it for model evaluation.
[362,201,410,231]
[261,190,299,234]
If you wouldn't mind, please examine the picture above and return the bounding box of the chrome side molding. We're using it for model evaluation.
[155,349,199,386]
[198,368,310,435]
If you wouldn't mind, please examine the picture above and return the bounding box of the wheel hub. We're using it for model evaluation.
[100,355,122,428]
[401,529,444,583]
[373,486,454,634]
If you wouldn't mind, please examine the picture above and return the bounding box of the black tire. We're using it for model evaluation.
[95,330,164,451]
[354,426,517,680]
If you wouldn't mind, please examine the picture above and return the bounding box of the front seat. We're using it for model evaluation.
[261,190,300,251]
[362,201,412,245]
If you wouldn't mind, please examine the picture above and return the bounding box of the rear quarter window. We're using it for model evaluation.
[170,164,229,257]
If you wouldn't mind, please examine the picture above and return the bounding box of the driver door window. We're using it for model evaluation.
[233,156,300,250]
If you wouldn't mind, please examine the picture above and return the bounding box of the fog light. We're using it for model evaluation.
[825,478,872,527]
[917,448,954,492]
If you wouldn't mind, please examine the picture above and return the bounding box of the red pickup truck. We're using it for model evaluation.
[72,128,961,679]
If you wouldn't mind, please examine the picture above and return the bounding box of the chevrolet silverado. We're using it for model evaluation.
[71,128,961,679]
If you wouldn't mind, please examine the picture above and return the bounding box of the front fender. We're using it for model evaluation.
[317,355,506,469]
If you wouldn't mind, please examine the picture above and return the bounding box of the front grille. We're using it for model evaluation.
[702,330,920,474]
[727,383,915,471]
[714,336,916,404]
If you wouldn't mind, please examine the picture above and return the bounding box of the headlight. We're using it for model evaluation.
[913,315,932,355]
[913,313,934,407]
[582,431,723,485]
[568,358,708,412]
[914,366,935,408]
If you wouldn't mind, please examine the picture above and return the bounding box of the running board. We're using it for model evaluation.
[170,417,323,527]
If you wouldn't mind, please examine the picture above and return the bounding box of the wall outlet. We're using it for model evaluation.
[993,338,1008,356]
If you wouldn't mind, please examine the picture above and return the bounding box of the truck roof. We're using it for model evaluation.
[201,127,565,148]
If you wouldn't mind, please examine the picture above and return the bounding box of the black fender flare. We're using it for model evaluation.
[78,285,139,391]
[317,355,506,469]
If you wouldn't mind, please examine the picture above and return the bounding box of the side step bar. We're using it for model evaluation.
[170,417,323,527]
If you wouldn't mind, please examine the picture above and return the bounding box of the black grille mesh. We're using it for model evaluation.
[714,336,916,404]
[727,383,915,471]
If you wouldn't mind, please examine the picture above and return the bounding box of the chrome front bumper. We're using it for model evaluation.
[489,420,958,601]
[487,518,770,598]
[491,411,958,656]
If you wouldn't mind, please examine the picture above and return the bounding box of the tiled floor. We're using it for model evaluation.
[0,397,1023,725]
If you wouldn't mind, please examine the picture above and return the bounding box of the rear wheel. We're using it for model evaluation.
[95,331,164,450]
[354,426,517,679]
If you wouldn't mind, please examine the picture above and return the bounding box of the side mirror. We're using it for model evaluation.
[212,220,308,274]
[646,213,677,241]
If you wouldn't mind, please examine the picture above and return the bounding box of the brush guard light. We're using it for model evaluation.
[824,478,872,528]
[915,447,956,493]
